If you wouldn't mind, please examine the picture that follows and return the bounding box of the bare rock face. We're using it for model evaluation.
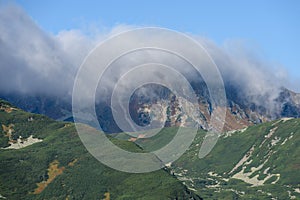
[276,89,300,118]
[128,84,300,132]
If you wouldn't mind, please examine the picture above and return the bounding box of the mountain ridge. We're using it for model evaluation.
[1,85,300,134]
[0,98,201,200]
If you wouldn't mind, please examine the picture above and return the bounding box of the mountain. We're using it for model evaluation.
[0,99,200,200]
[276,89,300,118]
[112,84,300,132]
[133,117,300,199]
[1,96,299,199]
[1,83,300,134]
[0,94,72,121]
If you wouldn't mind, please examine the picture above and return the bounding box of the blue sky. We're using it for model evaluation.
[11,0,300,89]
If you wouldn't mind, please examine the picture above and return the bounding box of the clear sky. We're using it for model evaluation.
[12,0,300,87]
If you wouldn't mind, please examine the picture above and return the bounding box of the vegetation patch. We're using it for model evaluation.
[33,160,65,194]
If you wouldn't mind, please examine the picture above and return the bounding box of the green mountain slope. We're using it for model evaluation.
[135,118,300,199]
[0,99,200,200]
[1,97,299,200]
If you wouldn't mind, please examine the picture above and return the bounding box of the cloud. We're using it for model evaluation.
[197,38,288,110]
[0,4,72,96]
[0,4,295,113]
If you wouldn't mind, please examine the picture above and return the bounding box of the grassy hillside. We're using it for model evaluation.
[135,118,300,199]
[1,97,299,200]
[0,99,200,200]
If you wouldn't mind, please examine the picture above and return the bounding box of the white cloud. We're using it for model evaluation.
[0,4,296,111]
